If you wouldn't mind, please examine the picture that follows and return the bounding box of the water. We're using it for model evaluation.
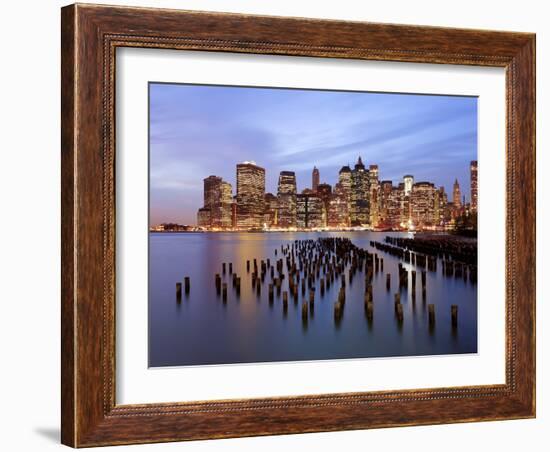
[149,232,477,367]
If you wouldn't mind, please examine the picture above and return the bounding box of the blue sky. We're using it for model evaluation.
[149,83,477,225]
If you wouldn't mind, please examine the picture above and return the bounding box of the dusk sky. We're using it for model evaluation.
[149,83,477,226]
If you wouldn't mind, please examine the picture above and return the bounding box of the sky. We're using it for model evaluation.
[149,83,477,226]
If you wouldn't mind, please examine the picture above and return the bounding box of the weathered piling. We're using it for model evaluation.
[246,260,250,272]
[222,283,227,302]
[320,278,325,296]
[428,304,435,326]
[228,263,232,274]
[256,280,261,296]
[215,274,221,295]
[386,273,391,291]
[184,277,190,294]
[334,301,343,322]
[302,302,308,320]
[395,302,403,322]
[176,282,182,301]
[268,284,274,304]
[365,301,373,321]
[222,263,226,274]
[451,305,458,328]
[236,277,241,296]
[282,291,288,306]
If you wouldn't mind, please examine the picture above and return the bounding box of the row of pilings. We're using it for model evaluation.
[175,236,462,332]
[369,236,477,284]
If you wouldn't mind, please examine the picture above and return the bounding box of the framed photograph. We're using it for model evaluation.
[61,3,535,447]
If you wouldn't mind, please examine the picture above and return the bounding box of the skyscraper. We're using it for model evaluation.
[403,175,414,196]
[197,175,232,229]
[296,193,324,229]
[470,160,478,212]
[411,182,436,227]
[277,171,297,228]
[369,164,380,226]
[236,162,266,229]
[349,157,369,226]
[312,166,320,192]
[328,182,350,228]
[453,178,462,209]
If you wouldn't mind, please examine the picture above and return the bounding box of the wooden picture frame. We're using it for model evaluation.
[61,3,535,447]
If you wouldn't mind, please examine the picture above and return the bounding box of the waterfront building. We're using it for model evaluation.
[411,182,436,227]
[379,180,393,225]
[349,157,370,226]
[327,183,350,228]
[403,175,414,196]
[369,164,380,226]
[316,183,332,227]
[470,160,478,212]
[263,193,278,228]
[236,161,266,229]
[277,171,297,228]
[312,166,320,192]
[197,207,211,228]
[197,175,232,229]
[296,193,324,229]
[453,178,462,209]
[386,186,403,228]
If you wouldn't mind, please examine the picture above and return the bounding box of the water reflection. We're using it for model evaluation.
[149,231,477,367]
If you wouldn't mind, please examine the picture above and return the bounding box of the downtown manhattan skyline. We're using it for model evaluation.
[149,82,477,226]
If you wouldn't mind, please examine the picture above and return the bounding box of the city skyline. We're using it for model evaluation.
[150,83,477,225]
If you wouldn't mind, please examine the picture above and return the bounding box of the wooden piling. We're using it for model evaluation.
[222,283,227,302]
[222,263,226,274]
[451,305,458,328]
[386,273,391,291]
[215,274,221,294]
[184,277,190,294]
[428,304,435,326]
[176,282,182,300]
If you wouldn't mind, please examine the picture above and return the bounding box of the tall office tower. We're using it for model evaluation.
[197,208,212,228]
[453,178,462,209]
[198,175,232,229]
[296,193,324,229]
[470,160,478,212]
[369,164,380,226]
[316,183,332,226]
[387,186,403,228]
[327,182,350,228]
[379,180,393,224]
[263,193,278,228]
[277,171,297,228]
[411,182,436,227]
[438,186,449,223]
[203,175,223,210]
[349,157,370,226]
[219,181,233,228]
[403,175,414,196]
[312,166,320,192]
[236,161,266,229]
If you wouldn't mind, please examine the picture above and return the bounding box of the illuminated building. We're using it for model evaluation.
[198,175,232,228]
[387,186,403,228]
[312,166,320,192]
[316,183,332,226]
[403,175,414,196]
[263,193,278,228]
[453,178,461,209]
[277,171,297,228]
[236,162,266,229]
[328,182,350,228]
[369,164,380,226]
[296,193,324,229]
[411,182,436,227]
[197,207,211,228]
[350,157,370,226]
[470,160,478,212]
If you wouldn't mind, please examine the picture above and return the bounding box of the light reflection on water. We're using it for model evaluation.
[149,231,477,367]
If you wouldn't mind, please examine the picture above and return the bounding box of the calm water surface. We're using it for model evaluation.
[149,232,477,367]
